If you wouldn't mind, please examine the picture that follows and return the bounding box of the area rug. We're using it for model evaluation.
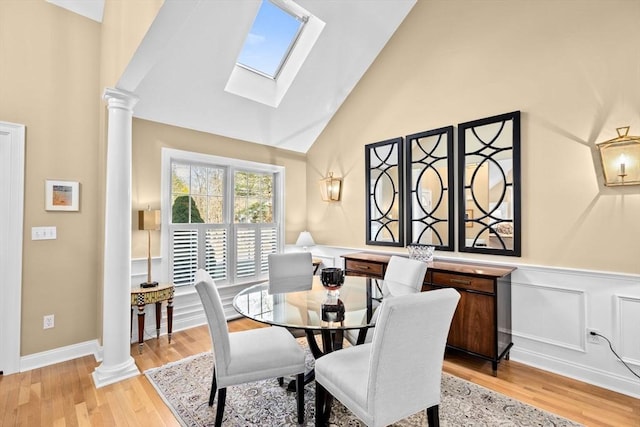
[144,340,582,427]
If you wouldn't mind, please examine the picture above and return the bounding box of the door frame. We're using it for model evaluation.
[0,121,25,375]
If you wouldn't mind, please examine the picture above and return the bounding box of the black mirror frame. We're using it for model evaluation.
[365,137,405,247]
[457,111,521,257]
[405,126,455,251]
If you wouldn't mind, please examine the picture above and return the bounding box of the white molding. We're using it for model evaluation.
[0,121,25,375]
[510,346,640,399]
[614,294,640,366]
[20,339,101,373]
[511,282,587,352]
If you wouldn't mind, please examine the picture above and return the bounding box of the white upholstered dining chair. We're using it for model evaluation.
[195,269,306,426]
[268,252,314,294]
[315,288,460,427]
[345,255,428,345]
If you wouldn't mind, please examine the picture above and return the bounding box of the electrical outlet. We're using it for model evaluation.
[43,314,54,329]
[587,328,600,344]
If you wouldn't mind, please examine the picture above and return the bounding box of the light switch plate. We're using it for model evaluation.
[32,226,57,240]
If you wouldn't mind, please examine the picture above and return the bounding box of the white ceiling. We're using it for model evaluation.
[53,0,417,153]
[46,0,104,22]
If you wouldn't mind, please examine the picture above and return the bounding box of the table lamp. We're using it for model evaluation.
[296,231,315,252]
[139,207,161,288]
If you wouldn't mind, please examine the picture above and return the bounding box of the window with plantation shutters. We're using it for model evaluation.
[166,151,283,288]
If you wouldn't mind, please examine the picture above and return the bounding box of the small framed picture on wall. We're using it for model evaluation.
[45,180,79,211]
[465,209,474,227]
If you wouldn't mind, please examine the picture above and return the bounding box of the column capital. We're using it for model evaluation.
[103,87,139,112]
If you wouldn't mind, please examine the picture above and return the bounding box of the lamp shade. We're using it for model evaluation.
[138,209,161,231]
[597,126,640,186]
[319,172,342,201]
[296,231,315,248]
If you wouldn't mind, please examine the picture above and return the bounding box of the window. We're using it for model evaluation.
[225,0,325,108]
[163,149,284,288]
[236,0,305,79]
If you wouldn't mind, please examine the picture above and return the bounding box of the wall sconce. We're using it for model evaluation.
[138,207,161,288]
[597,126,640,186]
[319,172,342,201]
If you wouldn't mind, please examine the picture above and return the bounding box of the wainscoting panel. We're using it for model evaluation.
[615,294,640,366]
[127,250,640,398]
[511,283,586,351]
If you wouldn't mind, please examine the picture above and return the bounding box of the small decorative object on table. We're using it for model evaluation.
[321,294,345,322]
[407,243,435,262]
[320,267,345,293]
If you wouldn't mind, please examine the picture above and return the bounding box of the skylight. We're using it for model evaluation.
[236,0,305,79]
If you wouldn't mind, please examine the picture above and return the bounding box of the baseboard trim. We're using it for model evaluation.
[20,339,101,373]
[510,346,640,399]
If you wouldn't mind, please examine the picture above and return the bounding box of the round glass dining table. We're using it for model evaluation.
[234,275,418,387]
[233,275,417,358]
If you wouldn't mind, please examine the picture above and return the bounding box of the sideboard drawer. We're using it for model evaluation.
[431,272,494,294]
[345,259,384,277]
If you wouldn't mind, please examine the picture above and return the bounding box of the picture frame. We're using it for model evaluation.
[465,209,474,227]
[45,180,79,211]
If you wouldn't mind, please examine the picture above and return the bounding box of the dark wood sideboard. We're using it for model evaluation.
[342,252,516,372]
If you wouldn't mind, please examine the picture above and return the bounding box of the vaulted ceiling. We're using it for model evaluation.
[51,0,417,153]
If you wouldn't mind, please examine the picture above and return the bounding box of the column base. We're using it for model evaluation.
[92,356,140,388]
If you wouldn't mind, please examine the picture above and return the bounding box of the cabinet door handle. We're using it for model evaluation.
[450,278,471,285]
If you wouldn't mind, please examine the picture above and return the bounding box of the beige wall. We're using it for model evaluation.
[100,0,163,89]
[131,118,308,258]
[307,0,640,275]
[0,1,102,354]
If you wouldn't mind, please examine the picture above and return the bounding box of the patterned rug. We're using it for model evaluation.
[144,340,582,427]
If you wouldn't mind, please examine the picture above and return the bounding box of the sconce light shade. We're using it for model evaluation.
[597,126,640,186]
[319,172,342,201]
[138,209,161,230]
[296,231,316,251]
[138,208,161,288]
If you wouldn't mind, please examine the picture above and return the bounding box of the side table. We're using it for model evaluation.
[130,283,175,353]
[312,257,322,274]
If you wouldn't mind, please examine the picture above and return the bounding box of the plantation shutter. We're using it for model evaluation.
[205,228,227,281]
[260,227,277,273]
[172,229,198,286]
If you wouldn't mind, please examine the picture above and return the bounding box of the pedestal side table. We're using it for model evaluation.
[130,283,175,353]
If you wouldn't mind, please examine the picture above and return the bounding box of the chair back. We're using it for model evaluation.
[384,256,428,291]
[367,288,460,426]
[268,252,313,293]
[195,269,231,373]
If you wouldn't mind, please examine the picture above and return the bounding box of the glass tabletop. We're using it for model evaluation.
[233,275,416,331]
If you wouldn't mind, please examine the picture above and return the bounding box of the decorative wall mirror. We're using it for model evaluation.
[365,137,404,246]
[405,126,454,251]
[458,111,521,256]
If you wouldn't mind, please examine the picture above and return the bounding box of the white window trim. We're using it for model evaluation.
[160,147,285,286]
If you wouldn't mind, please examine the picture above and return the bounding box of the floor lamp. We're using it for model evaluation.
[139,208,161,288]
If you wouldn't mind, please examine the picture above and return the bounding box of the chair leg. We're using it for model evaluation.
[296,373,304,424]
[209,367,217,406]
[215,387,227,427]
[315,382,326,427]
[315,382,333,426]
[426,404,439,427]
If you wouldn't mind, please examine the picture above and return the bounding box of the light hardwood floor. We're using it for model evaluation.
[1,319,638,426]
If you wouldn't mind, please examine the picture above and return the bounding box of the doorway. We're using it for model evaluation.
[0,121,25,375]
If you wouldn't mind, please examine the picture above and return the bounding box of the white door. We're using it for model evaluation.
[0,121,25,375]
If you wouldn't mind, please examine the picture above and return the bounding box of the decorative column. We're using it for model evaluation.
[92,88,140,388]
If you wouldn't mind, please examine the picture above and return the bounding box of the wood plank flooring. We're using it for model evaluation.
[0,319,637,426]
